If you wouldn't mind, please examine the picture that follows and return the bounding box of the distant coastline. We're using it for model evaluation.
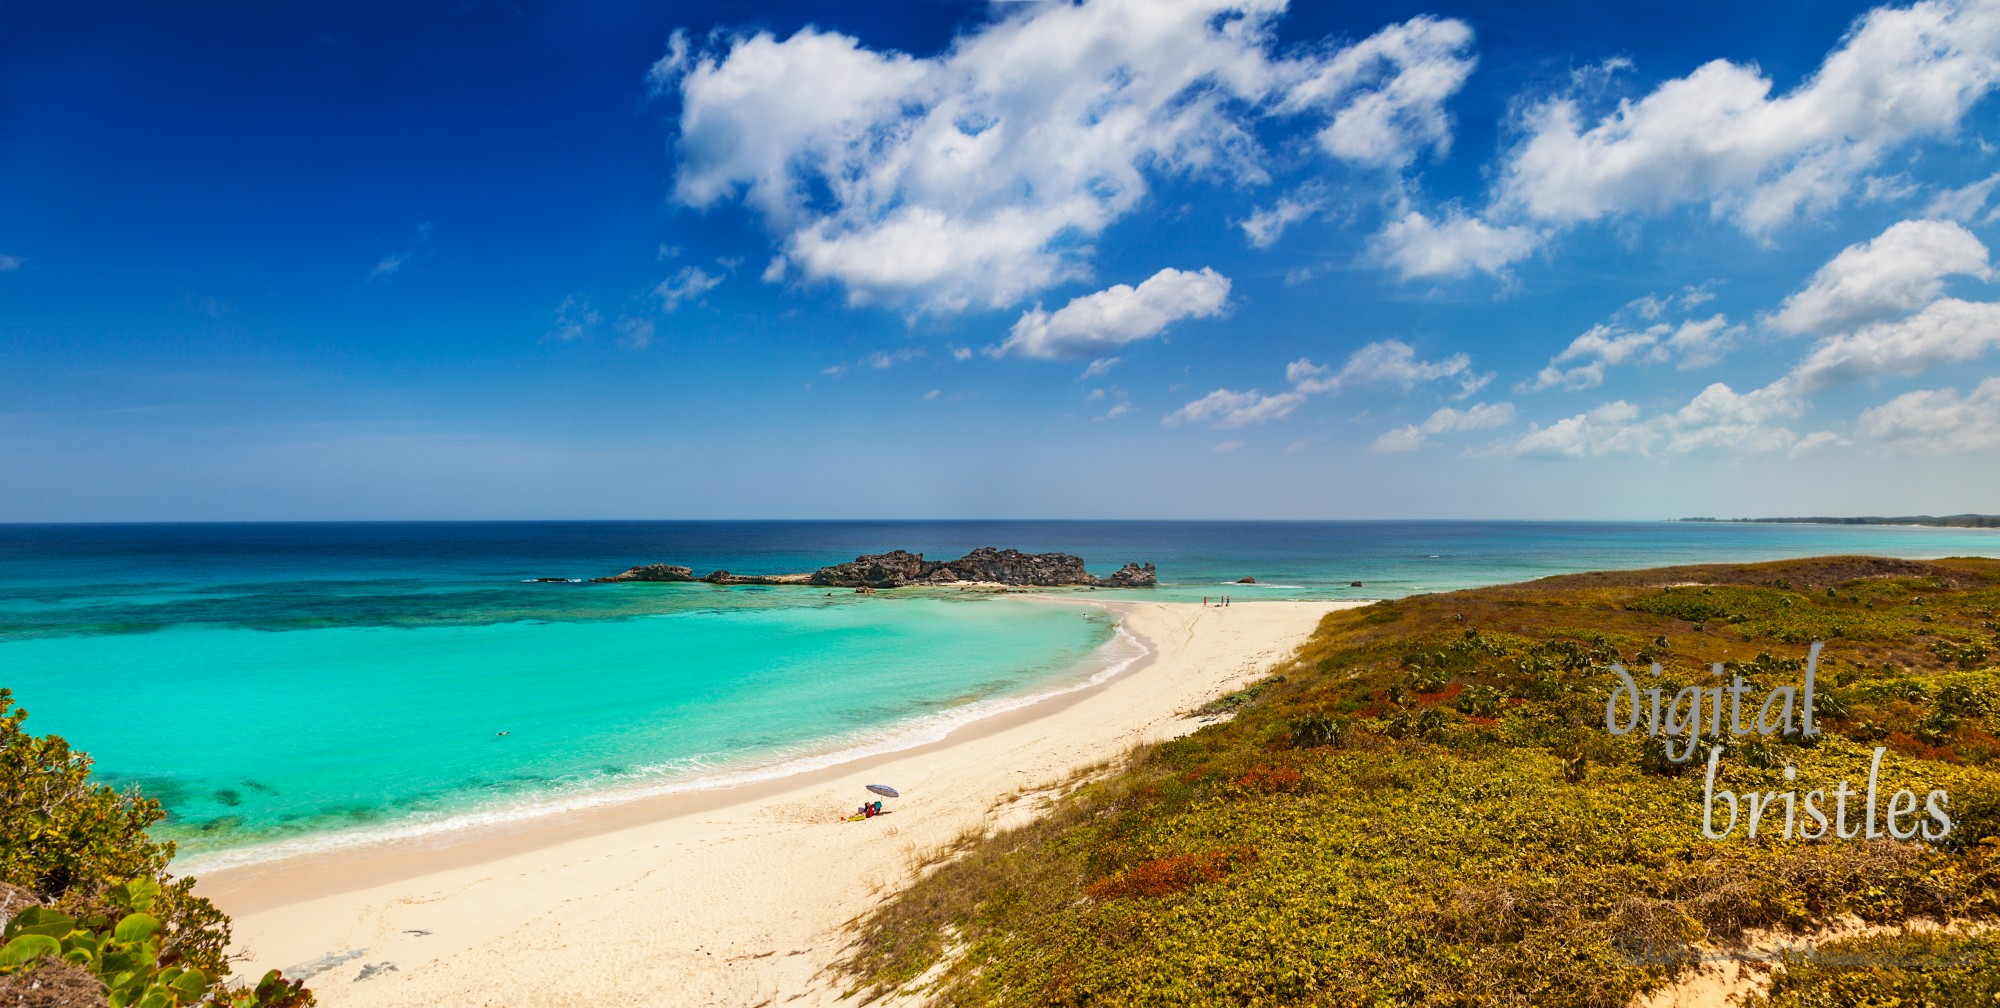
[1676,514,2000,528]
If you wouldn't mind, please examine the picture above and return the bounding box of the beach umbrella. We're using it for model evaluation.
[865,784,900,798]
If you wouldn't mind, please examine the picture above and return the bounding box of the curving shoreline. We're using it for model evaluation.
[195,599,1356,1006]
[174,607,1150,876]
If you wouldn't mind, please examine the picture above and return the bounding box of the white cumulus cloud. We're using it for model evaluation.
[1856,376,2000,451]
[1501,400,1653,458]
[1791,297,2000,390]
[1492,381,1810,458]
[997,267,1230,360]
[1370,209,1542,279]
[1497,213,2000,460]
[1767,218,1992,335]
[1654,381,1807,454]
[1497,0,2000,235]
[660,2,1477,311]
[1274,15,1478,169]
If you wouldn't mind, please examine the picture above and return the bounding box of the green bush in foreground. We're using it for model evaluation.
[841,556,2000,1007]
[0,689,312,1007]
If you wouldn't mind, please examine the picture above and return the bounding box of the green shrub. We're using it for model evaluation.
[0,690,313,1007]
[1287,712,1345,749]
[1744,927,2000,1007]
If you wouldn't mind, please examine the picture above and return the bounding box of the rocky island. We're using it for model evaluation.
[593,548,1156,589]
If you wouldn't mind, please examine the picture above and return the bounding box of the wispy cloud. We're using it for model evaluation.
[370,222,433,279]
[545,295,600,342]
[1241,185,1327,249]
[616,316,656,350]
[1369,402,1517,453]
[1521,288,1737,392]
[1169,340,1480,429]
[822,347,927,377]
[1925,172,2000,224]
[656,266,723,311]
[1080,357,1122,379]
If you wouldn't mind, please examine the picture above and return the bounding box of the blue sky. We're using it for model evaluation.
[5,0,2000,521]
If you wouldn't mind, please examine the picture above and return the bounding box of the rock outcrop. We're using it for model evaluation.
[699,570,810,586]
[935,547,1090,586]
[596,548,1156,589]
[592,564,695,583]
[1236,575,1257,584]
[807,551,932,588]
[1097,562,1158,587]
[808,548,1145,588]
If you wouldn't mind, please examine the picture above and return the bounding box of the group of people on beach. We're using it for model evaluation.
[1204,596,1232,606]
[853,800,885,818]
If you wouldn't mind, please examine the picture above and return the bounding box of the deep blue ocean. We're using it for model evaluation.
[2,520,1994,868]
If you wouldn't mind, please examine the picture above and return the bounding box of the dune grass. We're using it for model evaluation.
[1744,926,2000,1005]
[838,555,2000,1006]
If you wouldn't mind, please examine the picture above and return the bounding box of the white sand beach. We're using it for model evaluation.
[194,599,1355,1007]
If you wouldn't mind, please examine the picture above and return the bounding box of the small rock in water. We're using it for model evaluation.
[592,564,696,583]
[1350,581,1364,587]
[1236,576,1257,584]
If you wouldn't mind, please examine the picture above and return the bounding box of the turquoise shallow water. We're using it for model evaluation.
[1,519,1995,867]
[3,591,1123,868]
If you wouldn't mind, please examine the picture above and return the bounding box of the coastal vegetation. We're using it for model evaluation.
[840,555,2000,1006]
[0,690,312,1007]
[1679,515,2000,528]
[1746,926,2000,1005]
